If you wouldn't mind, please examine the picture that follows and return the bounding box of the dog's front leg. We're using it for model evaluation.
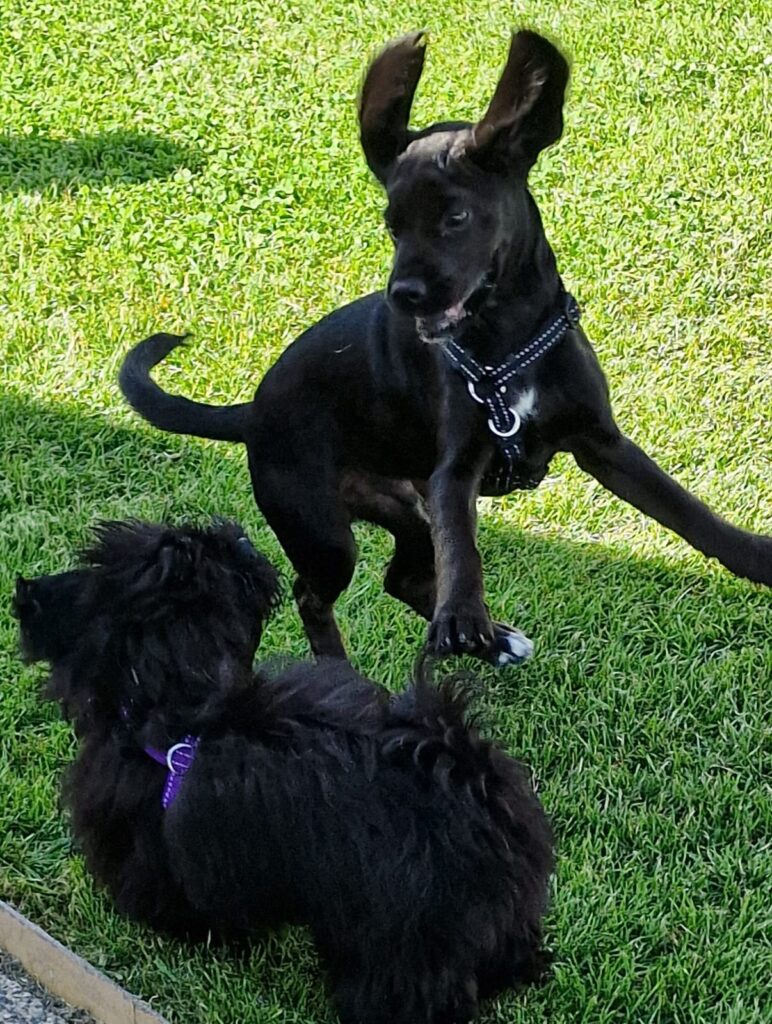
[427,458,493,656]
[572,432,772,584]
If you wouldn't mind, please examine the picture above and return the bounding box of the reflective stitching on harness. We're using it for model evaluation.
[440,290,581,493]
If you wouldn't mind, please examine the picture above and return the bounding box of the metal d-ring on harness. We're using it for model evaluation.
[440,288,581,494]
[119,703,199,810]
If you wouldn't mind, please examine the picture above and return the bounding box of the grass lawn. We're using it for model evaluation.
[1,0,770,1021]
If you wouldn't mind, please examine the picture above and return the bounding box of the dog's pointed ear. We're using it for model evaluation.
[465,30,569,174]
[359,31,427,183]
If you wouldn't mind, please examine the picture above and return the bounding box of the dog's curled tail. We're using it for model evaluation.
[119,333,250,442]
[384,670,533,816]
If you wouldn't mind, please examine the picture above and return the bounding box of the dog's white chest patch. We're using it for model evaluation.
[510,386,538,422]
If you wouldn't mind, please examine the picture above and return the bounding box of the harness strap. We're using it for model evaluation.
[120,705,198,810]
[439,288,581,493]
[442,290,580,440]
[145,737,199,810]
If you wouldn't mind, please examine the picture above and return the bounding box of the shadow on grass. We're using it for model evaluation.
[3,390,761,659]
[0,131,202,194]
[3,392,768,1023]
[2,391,259,565]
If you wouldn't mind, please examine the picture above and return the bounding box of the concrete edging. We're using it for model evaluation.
[0,902,168,1024]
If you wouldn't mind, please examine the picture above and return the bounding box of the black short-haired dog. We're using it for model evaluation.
[119,29,771,669]
[14,520,554,1024]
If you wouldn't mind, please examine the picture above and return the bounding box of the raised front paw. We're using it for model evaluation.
[428,600,494,656]
[485,622,534,667]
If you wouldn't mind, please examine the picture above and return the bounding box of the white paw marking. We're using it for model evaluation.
[494,627,534,666]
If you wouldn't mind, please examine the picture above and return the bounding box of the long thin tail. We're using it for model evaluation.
[118,334,250,442]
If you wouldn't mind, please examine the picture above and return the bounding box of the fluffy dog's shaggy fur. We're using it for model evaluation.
[14,519,554,1024]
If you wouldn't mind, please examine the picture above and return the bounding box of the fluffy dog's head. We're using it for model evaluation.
[13,520,280,735]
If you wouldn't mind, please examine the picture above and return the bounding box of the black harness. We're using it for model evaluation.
[440,288,581,494]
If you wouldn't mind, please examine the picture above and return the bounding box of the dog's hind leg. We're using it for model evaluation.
[249,458,356,659]
[572,432,772,584]
[341,472,437,618]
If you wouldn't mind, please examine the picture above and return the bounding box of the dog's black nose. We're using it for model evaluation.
[389,277,428,312]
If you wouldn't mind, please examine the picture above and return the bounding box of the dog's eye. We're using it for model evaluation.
[445,209,471,231]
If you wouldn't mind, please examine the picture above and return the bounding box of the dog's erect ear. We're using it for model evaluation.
[359,31,427,183]
[465,30,569,174]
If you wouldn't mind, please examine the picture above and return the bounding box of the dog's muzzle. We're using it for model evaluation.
[415,270,496,343]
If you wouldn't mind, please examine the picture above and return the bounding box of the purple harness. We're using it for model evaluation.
[143,736,199,810]
[120,707,198,809]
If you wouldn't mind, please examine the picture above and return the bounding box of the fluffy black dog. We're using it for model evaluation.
[14,519,554,1024]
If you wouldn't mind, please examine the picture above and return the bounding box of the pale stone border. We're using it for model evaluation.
[0,902,168,1024]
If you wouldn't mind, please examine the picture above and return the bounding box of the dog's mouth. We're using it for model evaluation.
[415,272,495,342]
[416,302,467,341]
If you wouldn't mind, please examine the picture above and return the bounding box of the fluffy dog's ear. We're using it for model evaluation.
[235,539,281,622]
[465,30,569,174]
[359,31,427,183]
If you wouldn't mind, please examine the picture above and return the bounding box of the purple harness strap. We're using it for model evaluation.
[143,736,199,810]
[120,707,198,810]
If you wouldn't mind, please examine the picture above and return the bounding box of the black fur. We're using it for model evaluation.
[119,29,771,669]
[14,520,554,1024]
